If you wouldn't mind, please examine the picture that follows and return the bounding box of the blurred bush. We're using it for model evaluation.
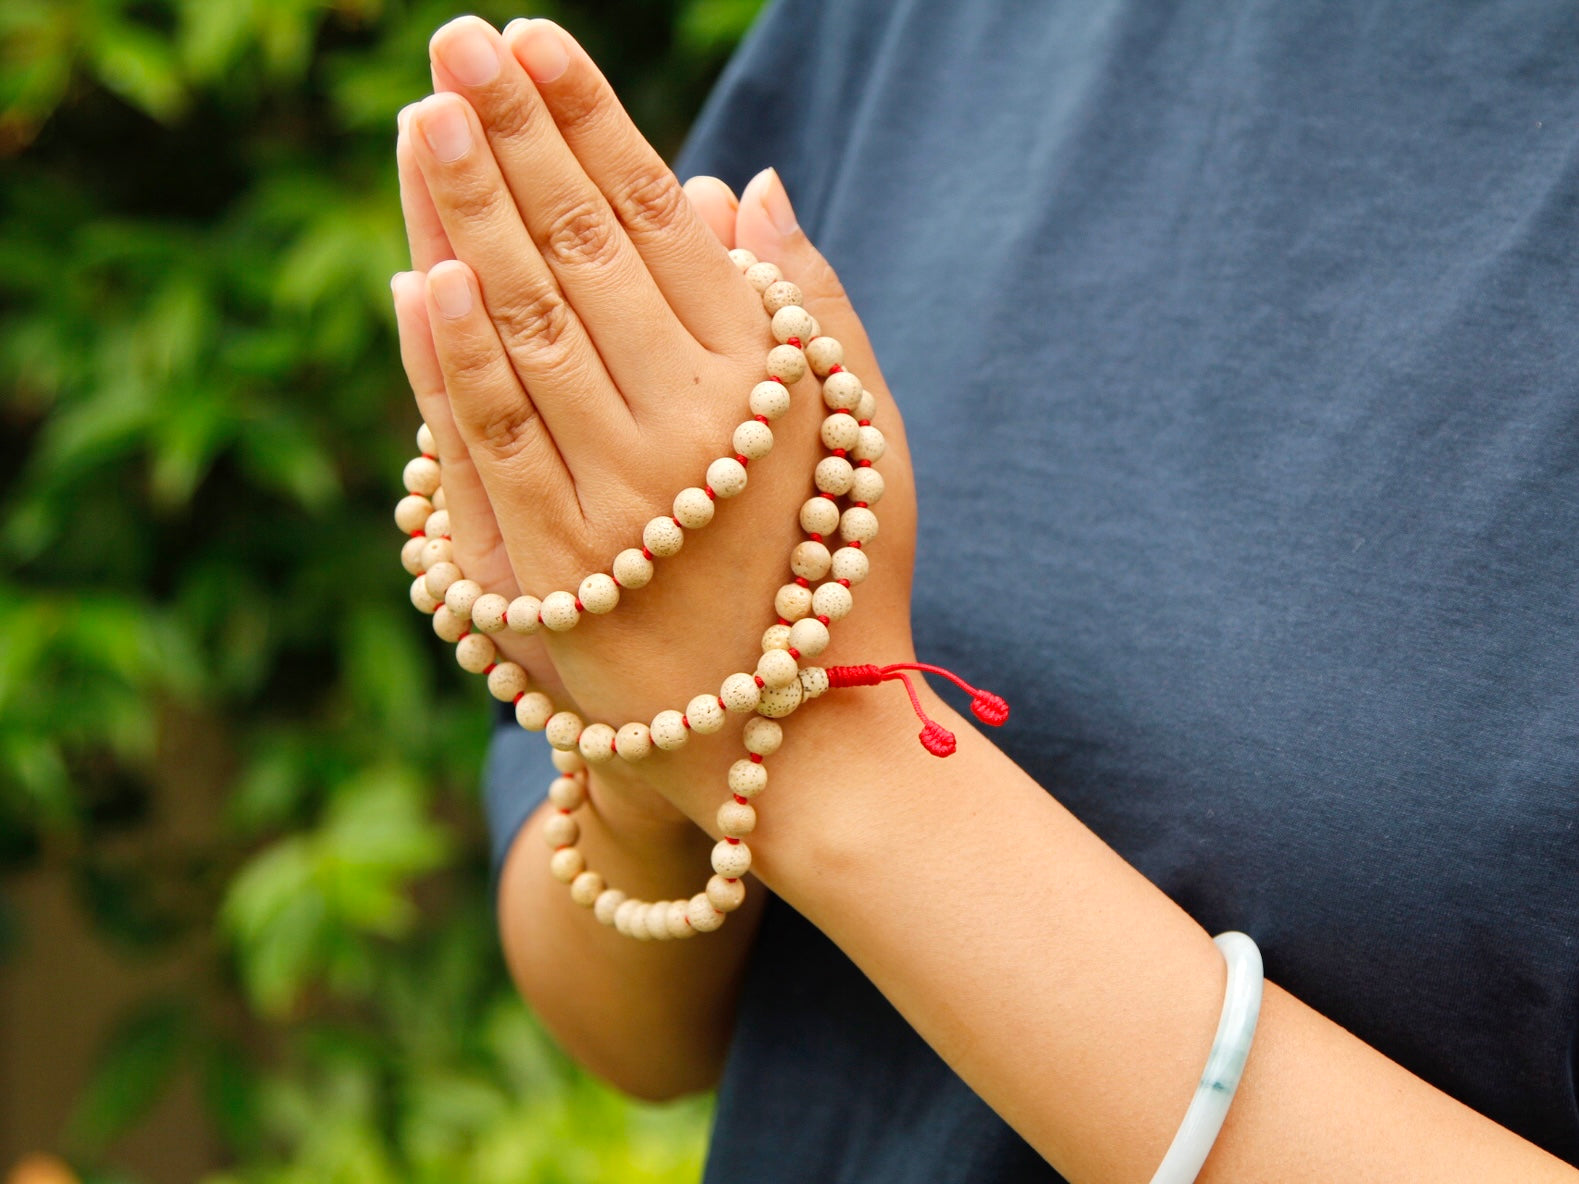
[0,0,763,1179]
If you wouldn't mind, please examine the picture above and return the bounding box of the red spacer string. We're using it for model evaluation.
[749,753,763,764]
[824,662,1011,756]
[641,546,654,561]
[828,364,844,374]
[484,663,497,675]
[787,337,802,348]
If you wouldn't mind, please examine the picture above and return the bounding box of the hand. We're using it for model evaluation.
[390,16,919,827]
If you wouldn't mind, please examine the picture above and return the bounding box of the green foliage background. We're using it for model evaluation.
[0,1,764,1179]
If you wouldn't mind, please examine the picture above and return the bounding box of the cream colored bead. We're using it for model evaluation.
[799,496,840,535]
[742,718,782,757]
[570,870,605,907]
[548,774,586,810]
[485,660,529,702]
[549,846,586,884]
[614,722,652,761]
[424,561,462,599]
[551,748,587,774]
[728,758,769,798]
[791,540,832,580]
[430,487,447,510]
[578,722,617,763]
[423,508,451,539]
[732,419,774,460]
[432,605,467,643]
[712,839,752,878]
[400,535,427,576]
[728,247,759,271]
[645,904,674,941]
[614,898,642,935]
[814,456,855,496]
[744,261,782,292]
[830,546,869,584]
[687,893,726,933]
[578,572,620,615]
[420,536,453,569]
[774,583,812,621]
[788,616,830,658]
[707,874,747,912]
[685,694,726,735]
[756,681,804,718]
[515,692,553,731]
[706,456,748,498]
[410,576,440,614]
[672,486,714,530]
[543,811,580,848]
[650,709,688,751]
[851,467,885,505]
[771,304,817,344]
[812,581,854,621]
[799,666,830,699]
[403,455,441,497]
[761,280,803,314]
[853,424,886,462]
[506,595,542,634]
[803,335,844,377]
[666,900,696,939]
[756,648,799,689]
[840,506,879,544]
[595,888,627,926]
[766,344,807,384]
[642,515,684,558]
[456,632,496,673]
[612,547,654,589]
[470,593,509,633]
[820,412,860,451]
[856,389,877,420]
[416,423,437,455]
[761,622,792,652]
[718,799,757,838]
[545,711,584,751]
[444,578,482,619]
[395,493,432,534]
[538,589,580,632]
[822,370,863,412]
[720,673,761,713]
[749,380,792,420]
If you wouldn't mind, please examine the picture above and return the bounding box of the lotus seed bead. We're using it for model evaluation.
[761,280,804,314]
[545,711,584,751]
[774,582,813,621]
[821,371,863,411]
[487,661,528,702]
[840,506,880,544]
[538,590,581,632]
[757,681,804,717]
[800,496,840,535]
[423,509,451,538]
[595,888,627,926]
[732,419,774,460]
[403,455,441,497]
[571,871,605,907]
[712,839,752,878]
[431,487,447,510]
[578,722,617,763]
[854,425,886,462]
[791,540,832,580]
[645,905,673,941]
[395,494,432,533]
[718,799,757,838]
[410,576,440,614]
[419,538,453,571]
[424,561,462,599]
[742,717,783,756]
[416,423,437,454]
[400,536,427,576]
[673,486,715,529]
[548,775,586,810]
[650,709,688,751]
[456,633,496,673]
[812,581,854,621]
[549,847,585,884]
[706,456,748,498]
[667,900,696,939]
[432,605,467,643]
[728,247,759,271]
[756,648,800,689]
[506,595,542,634]
[643,515,684,557]
[444,578,483,619]
[615,899,641,936]
[687,894,726,932]
[612,547,654,589]
[728,758,768,798]
[814,456,855,495]
[551,748,586,774]
[685,693,727,735]
[749,380,792,420]
[614,722,652,761]
[829,549,868,588]
[516,692,553,730]
[744,260,782,292]
[771,304,817,344]
[707,874,748,912]
[578,572,620,615]
[720,672,761,713]
[804,335,844,377]
[788,616,831,658]
[820,413,860,451]
[851,467,885,505]
[766,344,808,384]
[544,812,579,848]
[799,666,831,698]
[857,389,878,420]
[760,623,793,652]
[470,593,509,633]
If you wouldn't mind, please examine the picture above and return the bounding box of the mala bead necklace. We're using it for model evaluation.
[396,250,1006,941]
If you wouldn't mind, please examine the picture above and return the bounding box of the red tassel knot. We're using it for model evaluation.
[823,661,1010,759]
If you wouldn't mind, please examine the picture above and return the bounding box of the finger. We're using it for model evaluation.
[683,175,738,252]
[406,90,633,462]
[428,17,708,395]
[505,18,764,354]
[398,108,453,271]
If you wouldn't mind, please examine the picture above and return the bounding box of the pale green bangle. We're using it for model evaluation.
[1148,931,1264,1184]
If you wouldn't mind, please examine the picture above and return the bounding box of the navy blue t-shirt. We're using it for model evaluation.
[487,1,1579,1176]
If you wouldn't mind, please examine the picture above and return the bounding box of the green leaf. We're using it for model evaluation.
[67,999,191,1154]
[83,21,188,123]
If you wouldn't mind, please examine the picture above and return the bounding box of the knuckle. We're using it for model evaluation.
[614,165,688,238]
[470,403,541,464]
[441,177,505,225]
[552,76,614,135]
[543,197,621,270]
[479,93,540,146]
[495,286,576,364]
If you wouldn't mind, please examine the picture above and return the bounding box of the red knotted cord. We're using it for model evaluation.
[825,663,1010,757]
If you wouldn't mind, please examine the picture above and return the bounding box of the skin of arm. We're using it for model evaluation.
[393,16,1579,1182]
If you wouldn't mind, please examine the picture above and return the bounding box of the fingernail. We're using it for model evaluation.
[435,23,501,87]
[518,21,569,84]
[417,99,472,163]
[430,265,473,318]
[762,167,799,236]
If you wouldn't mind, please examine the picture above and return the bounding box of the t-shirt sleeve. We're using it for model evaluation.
[482,702,557,876]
